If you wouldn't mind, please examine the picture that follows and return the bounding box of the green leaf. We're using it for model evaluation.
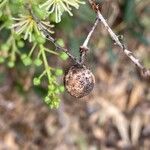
[59,52,68,60]
[32,4,47,20]
[34,58,42,66]
[7,61,15,68]
[56,39,65,47]
[21,54,32,66]
[48,84,55,91]
[55,68,63,76]
[44,96,50,105]
[33,77,41,86]
[59,85,65,93]
[17,40,24,48]
[36,36,46,44]
[54,87,60,94]
[0,57,5,63]
[1,44,10,51]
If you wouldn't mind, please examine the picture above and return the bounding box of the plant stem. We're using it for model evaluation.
[40,44,51,84]
[45,47,59,55]
[28,7,81,65]
[80,18,99,64]
[0,0,8,9]
[29,43,37,57]
[87,0,150,78]
[39,70,46,79]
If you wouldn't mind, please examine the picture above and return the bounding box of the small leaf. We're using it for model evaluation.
[59,85,65,93]
[56,39,65,47]
[32,4,47,20]
[34,58,42,66]
[0,57,5,63]
[59,52,68,60]
[1,44,10,51]
[55,68,63,76]
[54,87,60,94]
[44,96,50,104]
[21,54,32,66]
[48,84,55,91]
[36,36,45,44]
[33,77,41,86]
[17,40,24,48]
[7,61,15,68]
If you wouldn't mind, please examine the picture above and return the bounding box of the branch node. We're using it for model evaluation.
[141,68,150,79]
[88,0,149,79]
[80,46,89,52]
[79,46,89,64]
[90,1,102,12]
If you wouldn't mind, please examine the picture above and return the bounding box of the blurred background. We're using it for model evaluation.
[0,0,150,149]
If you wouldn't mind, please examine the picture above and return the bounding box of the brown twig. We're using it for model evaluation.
[80,18,99,64]
[87,0,150,78]
[28,7,81,65]
[29,6,99,67]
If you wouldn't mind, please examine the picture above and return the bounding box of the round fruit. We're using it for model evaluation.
[64,65,95,98]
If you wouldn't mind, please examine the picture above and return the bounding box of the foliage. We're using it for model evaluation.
[0,0,85,108]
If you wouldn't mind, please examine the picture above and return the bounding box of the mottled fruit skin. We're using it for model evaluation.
[64,65,95,98]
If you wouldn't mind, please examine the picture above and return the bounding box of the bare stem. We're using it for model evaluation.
[87,0,150,78]
[80,18,99,64]
[82,18,99,49]
[97,11,144,70]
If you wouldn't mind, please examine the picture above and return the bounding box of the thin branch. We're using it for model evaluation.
[97,11,144,70]
[87,0,150,78]
[81,18,99,49]
[80,18,99,64]
[27,7,81,65]
[29,6,99,66]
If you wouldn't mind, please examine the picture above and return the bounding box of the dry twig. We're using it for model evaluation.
[88,0,150,78]
[80,18,99,64]
[28,6,98,66]
[29,1,150,78]
[29,9,80,65]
